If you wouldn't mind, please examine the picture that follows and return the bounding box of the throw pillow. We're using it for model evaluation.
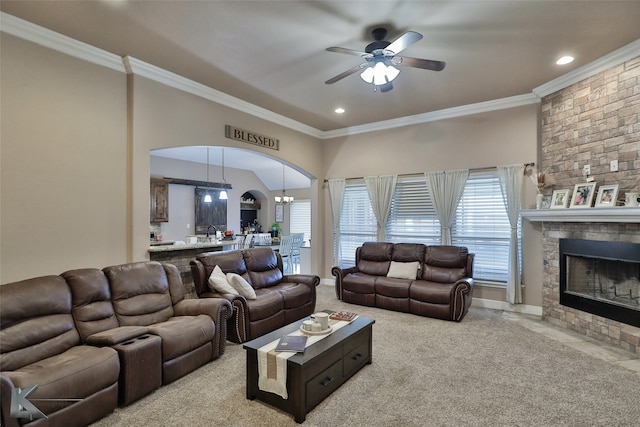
[226,273,257,299]
[386,261,420,280]
[208,265,240,295]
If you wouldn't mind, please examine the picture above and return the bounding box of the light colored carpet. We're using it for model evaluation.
[93,285,640,426]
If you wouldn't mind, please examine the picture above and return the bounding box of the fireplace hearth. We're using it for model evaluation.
[560,239,640,328]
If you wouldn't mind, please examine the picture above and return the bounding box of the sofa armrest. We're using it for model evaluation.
[86,326,149,346]
[331,265,359,300]
[281,274,320,288]
[453,277,474,321]
[173,298,233,358]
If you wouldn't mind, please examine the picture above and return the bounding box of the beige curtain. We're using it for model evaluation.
[364,175,398,241]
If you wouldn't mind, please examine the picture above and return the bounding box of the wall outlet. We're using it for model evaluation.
[582,164,591,176]
[610,160,618,172]
[186,223,190,229]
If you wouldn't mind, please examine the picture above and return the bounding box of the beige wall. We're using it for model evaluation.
[1,34,128,282]
[321,104,543,307]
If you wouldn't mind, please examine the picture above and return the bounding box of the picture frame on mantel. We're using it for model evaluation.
[595,184,619,207]
[550,189,570,209]
[570,182,597,208]
[275,203,284,223]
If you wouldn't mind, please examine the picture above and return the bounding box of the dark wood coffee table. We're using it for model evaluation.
[243,314,374,423]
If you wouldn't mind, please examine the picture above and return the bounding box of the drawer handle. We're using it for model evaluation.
[351,352,363,361]
[320,377,334,387]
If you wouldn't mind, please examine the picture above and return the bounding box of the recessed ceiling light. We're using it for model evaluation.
[334,108,345,114]
[556,56,574,65]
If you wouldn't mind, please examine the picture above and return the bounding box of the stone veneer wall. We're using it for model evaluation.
[540,56,640,355]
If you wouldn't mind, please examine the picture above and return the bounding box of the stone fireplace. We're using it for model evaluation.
[536,55,640,355]
[541,222,640,355]
[559,238,640,329]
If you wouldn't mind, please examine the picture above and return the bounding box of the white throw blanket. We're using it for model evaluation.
[257,319,352,399]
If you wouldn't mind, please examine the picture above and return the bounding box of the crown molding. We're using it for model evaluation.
[321,93,540,139]
[123,57,324,139]
[533,38,640,98]
[0,12,125,73]
[3,12,636,140]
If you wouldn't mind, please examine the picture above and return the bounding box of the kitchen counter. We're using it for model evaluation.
[148,239,239,253]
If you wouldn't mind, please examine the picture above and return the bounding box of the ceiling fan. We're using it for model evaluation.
[325,28,445,92]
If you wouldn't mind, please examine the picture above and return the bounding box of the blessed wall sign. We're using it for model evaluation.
[225,125,279,150]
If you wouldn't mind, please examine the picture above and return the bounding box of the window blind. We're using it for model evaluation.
[338,182,376,267]
[452,171,518,282]
[289,199,311,244]
[386,177,440,245]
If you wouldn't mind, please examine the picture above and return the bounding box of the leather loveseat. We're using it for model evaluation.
[332,242,474,322]
[190,247,320,343]
[0,261,232,427]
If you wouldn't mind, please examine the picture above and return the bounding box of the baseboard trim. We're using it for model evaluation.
[472,298,543,317]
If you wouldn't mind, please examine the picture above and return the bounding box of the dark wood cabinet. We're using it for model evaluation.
[150,178,170,222]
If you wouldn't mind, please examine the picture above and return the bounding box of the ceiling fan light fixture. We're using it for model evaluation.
[360,66,374,83]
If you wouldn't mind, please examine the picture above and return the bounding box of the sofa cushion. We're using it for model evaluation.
[208,265,240,295]
[392,243,426,262]
[273,282,313,309]
[63,268,120,342]
[387,261,420,280]
[410,280,457,304]
[104,262,174,326]
[0,276,81,371]
[3,345,119,415]
[375,276,411,298]
[148,315,215,362]
[245,288,284,320]
[243,247,283,289]
[342,272,377,294]
[227,272,257,299]
[421,246,470,283]
[358,242,393,276]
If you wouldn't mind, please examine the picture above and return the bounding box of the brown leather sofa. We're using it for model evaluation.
[332,242,475,321]
[0,261,232,427]
[190,247,320,343]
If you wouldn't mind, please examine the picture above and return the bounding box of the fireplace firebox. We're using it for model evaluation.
[559,239,640,328]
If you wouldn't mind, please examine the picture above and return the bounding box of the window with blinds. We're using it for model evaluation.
[386,177,440,245]
[289,199,311,244]
[451,171,518,283]
[338,182,376,267]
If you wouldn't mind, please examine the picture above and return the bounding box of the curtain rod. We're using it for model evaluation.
[323,162,535,183]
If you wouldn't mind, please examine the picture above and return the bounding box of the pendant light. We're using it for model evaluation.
[274,164,294,204]
[203,147,212,203]
[219,147,228,200]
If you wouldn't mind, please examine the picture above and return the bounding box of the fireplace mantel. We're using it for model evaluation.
[521,207,640,223]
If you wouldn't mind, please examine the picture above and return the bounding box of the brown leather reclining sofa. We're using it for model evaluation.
[332,242,474,322]
[0,261,232,427]
[190,247,320,343]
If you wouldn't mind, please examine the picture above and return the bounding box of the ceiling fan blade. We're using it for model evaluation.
[326,46,367,57]
[386,31,423,54]
[325,64,366,84]
[396,56,446,71]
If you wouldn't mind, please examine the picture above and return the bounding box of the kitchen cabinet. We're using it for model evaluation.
[150,178,170,222]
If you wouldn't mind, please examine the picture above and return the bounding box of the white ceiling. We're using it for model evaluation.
[3,1,639,190]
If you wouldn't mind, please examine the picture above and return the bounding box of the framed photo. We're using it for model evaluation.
[541,195,552,209]
[275,203,284,223]
[569,182,597,208]
[550,189,570,209]
[595,184,619,207]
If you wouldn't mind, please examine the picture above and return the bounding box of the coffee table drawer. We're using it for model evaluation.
[343,339,370,377]
[306,358,342,410]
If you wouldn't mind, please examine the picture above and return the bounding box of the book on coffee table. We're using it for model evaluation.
[275,335,308,353]
[329,311,358,322]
